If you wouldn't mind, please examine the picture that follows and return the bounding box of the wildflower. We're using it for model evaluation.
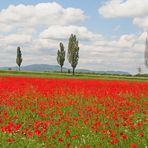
[110,138,119,145]
[34,130,41,137]
[110,131,116,137]
[72,135,77,139]
[73,118,78,121]
[7,138,14,143]
[130,143,138,148]
[123,123,127,126]
[55,130,60,135]
[27,131,33,138]
[138,132,144,137]
[122,135,128,140]
[65,130,70,135]
[51,134,56,139]
[58,137,63,142]
[120,132,124,136]
[130,125,135,130]
[114,122,119,127]
[66,143,71,148]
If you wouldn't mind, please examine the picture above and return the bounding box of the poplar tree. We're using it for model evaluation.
[16,46,22,71]
[57,42,65,72]
[67,34,79,75]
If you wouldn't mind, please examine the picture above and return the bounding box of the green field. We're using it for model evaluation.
[0,70,148,81]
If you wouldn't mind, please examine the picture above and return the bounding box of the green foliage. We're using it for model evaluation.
[57,42,65,72]
[67,34,79,75]
[16,47,22,71]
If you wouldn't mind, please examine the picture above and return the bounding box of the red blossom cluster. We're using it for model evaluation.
[0,76,147,147]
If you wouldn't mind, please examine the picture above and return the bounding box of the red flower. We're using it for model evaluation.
[65,143,71,148]
[58,137,63,142]
[27,131,33,138]
[110,138,119,145]
[122,135,128,140]
[138,132,144,137]
[7,138,14,143]
[34,130,41,137]
[72,135,77,139]
[55,130,60,135]
[130,143,138,148]
[114,122,119,127]
[64,125,68,129]
[130,125,135,130]
[120,132,124,136]
[51,134,55,139]
[65,130,70,135]
[73,118,78,121]
[0,76,148,147]
[123,123,127,126]
[110,131,116,137]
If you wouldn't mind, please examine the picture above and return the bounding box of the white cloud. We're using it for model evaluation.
[78,32,148,74]
[133,16,148,30]
[0,34,32,46]
[138,32,148,41]
[39,25,101,41]
[0,2,86,33]
[1,30,147,74]
[99,0,148,31]
[116,34,137,48]
[99,0,148,18]
[0,2,87,68]
[0,2,148,74]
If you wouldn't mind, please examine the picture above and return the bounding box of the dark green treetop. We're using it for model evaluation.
[67,34,79,75]
[57,42,65,72]
[16,46,22,71]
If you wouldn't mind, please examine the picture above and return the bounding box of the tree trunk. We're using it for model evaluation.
[19,66,20,71]
[72,67,75,76]
[61,66,62,73]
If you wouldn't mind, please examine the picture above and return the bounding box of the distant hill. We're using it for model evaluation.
[0,64,64,72]
[0,64,131,75]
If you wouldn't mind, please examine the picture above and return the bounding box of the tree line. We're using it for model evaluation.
[16,34,79,75]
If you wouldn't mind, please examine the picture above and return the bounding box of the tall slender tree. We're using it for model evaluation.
[67,34,79,75]
[145,31,148,68]
[57,42,65,72]
[16,46,22,71]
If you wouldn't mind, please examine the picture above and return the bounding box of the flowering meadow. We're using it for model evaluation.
[0,76,148,148]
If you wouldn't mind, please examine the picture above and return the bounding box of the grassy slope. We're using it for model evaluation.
[0,70,148,81]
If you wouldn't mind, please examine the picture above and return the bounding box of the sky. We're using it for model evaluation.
[0,0,148,74]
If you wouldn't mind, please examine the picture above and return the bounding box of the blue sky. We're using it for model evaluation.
[0,0,148,74]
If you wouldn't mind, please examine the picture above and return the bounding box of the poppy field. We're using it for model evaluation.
[0,76,148,148]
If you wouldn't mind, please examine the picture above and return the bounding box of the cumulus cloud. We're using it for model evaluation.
[99,0,148,32]
[0,2,147,74]
[0,2,86,33]
[39,25,101,41]
[0,2,87,67]
[0,34,32,46]
[78,32,148,73]
[99,0,148,18]
[133,16,148,30]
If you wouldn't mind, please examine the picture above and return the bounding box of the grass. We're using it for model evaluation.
[0,70,148,81]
